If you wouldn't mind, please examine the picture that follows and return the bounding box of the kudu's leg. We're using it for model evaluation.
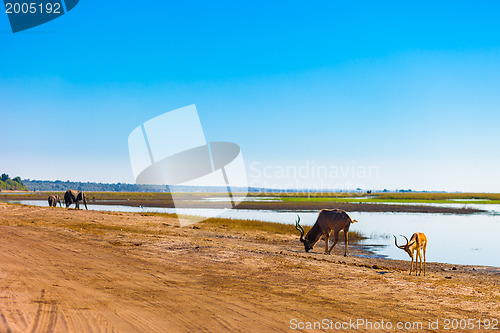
[328,231,340,254]
[324,234,330,254]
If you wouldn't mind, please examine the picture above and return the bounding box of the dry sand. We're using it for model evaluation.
[0,202,498,332]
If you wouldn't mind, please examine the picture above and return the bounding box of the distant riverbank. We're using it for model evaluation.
[0,191,487,214]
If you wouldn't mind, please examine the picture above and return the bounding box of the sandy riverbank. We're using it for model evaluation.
[0,202,498,332]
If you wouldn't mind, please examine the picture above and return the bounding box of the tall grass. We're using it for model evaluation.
[372,192,500,200]
[272,192,500,204]
[133,212,365,242]
[246,192,368,198]
[4,191,500,203]
[198,216,366,241]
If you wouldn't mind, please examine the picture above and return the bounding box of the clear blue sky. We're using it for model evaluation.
[1,1,500,192]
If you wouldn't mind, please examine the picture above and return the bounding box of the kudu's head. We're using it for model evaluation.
[394,235,416,258]
[295,215,314,252]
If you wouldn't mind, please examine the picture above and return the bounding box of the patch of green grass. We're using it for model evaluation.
[63,221,135,235]
[372,192,500,200]
[365,199,500,205]
[5,191,500,205]
[196,216,366,242]
[280,197,369,203]
[129,211,366,241]
[277,194,500,205]
[246,192,368,198]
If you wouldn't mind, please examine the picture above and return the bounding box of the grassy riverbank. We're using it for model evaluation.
[0,191,493,214]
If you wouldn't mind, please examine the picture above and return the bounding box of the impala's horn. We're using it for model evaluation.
[394,235,405,249]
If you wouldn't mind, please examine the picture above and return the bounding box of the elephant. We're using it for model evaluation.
[48,194,62,207]
[64,189,88,210]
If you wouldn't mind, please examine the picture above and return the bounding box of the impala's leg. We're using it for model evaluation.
[410,254,414,275]
[420,250,424,275]
[423,246,427,276]
[328,231,339,254]
[415,250,419,275]
[417,250,422,276]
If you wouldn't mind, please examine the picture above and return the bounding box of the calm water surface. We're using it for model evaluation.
[11,200,500,267]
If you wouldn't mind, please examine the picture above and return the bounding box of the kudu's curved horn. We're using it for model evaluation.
[295,215,305,243]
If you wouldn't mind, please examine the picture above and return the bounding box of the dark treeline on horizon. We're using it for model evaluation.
[23,179,167,192]
[23,179,250,193]
[0,174,28,191]
[21,179,425,194]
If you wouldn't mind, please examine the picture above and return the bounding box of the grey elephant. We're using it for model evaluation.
[64,189,88,210]
[48,194,62,207]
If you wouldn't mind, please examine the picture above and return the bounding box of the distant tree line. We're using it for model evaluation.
[23,180,168,192]
[23,179,253,193]
[0,174,29,191]
[21,179,390,194]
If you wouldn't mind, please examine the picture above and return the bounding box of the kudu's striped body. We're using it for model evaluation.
[295,209,358,256]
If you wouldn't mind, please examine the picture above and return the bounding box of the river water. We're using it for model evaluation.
[10,200,500,267]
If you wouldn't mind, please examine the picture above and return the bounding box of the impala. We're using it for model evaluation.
[394,233,427,276]
[295,209,358,256]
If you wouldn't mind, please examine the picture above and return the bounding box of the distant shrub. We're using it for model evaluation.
[0,173,28,191]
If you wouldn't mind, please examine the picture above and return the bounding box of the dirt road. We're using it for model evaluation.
[0,203,498,332]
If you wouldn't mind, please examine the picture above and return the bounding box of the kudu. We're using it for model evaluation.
[295,209,358,256]
[394,233,427,276]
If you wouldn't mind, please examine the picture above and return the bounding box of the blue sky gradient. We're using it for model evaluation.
[1,1,500,191]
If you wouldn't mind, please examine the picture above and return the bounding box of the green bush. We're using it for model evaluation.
[0,173,28,191]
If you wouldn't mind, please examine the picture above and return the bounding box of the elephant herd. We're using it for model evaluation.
[48,189,88,210]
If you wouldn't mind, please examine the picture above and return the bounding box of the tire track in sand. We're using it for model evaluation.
[29,289,58,333]
[0,283,30,332]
